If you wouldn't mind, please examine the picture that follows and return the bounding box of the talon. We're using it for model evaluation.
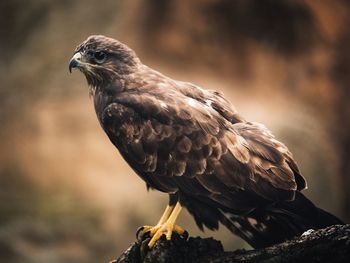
[182,230,189,240]
[136,226,145,239]
[140,237,151,259]
[136,225,154,239]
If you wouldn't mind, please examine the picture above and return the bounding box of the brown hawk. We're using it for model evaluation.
[69,35,342,249]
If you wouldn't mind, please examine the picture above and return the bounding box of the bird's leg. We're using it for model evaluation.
[157,204,175,225]
[137,205,174,237]
[148,202,186,248]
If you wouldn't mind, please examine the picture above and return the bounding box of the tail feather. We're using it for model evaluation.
[219,192,343,248]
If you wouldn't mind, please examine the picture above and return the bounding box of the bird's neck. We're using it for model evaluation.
[91,74,129,115]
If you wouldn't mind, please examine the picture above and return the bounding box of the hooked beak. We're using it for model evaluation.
[69,52,82,73]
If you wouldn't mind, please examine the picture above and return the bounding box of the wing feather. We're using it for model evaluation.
[99,79,306,208]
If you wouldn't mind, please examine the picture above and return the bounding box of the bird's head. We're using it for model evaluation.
[69,35,140,87]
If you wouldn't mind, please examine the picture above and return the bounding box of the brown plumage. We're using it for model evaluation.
[69,35,343,248]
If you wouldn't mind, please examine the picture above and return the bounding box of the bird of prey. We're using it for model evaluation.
[69,35,343,249]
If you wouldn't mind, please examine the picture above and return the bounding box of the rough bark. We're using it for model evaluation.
[111,224,350,263]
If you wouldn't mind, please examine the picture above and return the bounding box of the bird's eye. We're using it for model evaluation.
[85,51,94,59]
[94,51,107,62]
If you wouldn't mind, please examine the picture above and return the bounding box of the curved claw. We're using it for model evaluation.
[140,237,151,260]
[182,230,189,240]
[136,226,146,239]
[136,225,159,240]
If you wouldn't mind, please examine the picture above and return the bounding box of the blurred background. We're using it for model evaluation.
[0,0,349,262]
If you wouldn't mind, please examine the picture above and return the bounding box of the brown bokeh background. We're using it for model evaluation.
[1,0,349,262]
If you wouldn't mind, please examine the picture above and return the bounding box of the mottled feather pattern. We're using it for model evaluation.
[70,35,342,249]
[100,72,303,206]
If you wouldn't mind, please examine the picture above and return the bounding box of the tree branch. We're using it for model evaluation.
[111,224,350,263]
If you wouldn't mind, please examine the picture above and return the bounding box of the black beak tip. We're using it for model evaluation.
[69,59,78,73]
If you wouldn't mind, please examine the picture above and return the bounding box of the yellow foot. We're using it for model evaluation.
[136,202,187,249]
[147,223,186,248]
[136,225,157,239]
